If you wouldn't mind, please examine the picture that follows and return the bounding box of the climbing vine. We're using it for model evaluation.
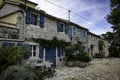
[33,37,71,49]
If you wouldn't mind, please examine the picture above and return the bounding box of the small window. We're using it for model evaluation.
[31,14,37,25]
[60,23,64,32]
[57,21,66,33]
[72,27,77,37]
[82,30,87,38]
[33,45,36,56]
[30,45,37,57]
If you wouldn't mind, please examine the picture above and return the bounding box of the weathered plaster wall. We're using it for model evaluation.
[0,12,17,25]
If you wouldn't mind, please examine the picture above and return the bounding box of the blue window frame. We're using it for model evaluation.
[82,30,87,38]
[26,9,31,24]
[57,21,61,32]
[26,9,37,25]
[39,15,44,28]
[57,21,69,34]
[65,24,69,34]
[39,46,44,58]
[31,14,37,25]
[71,27,77,37]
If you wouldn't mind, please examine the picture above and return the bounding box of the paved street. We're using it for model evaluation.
[45,58,120,80]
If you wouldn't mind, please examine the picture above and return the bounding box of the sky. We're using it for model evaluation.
[29,0,112,35]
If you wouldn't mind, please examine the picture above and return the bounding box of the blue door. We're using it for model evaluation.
[45,48,56,67]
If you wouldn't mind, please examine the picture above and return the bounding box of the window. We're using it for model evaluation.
[60,23,64,32]
[82,30,87,38]
[71,27,77,37]
[30,45,37,57]
[57,21,69,33]
[1,42,16,47]
[31,14,37,25]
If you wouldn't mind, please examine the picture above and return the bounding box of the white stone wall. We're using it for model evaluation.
[17,12,25,40]
[88,35,99,57]
[25,17,70,42]
[25,16,71,66]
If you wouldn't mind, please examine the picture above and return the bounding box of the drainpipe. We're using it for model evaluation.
[23,9,26,41]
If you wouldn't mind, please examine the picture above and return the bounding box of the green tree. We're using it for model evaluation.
[105,0,120,57]
[0,46,25,74]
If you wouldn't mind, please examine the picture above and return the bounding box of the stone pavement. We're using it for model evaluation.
[45,58,120,80]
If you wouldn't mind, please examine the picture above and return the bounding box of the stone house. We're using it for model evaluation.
[0,0,109,67]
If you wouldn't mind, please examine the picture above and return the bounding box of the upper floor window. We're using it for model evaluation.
[71,26,77,37]
[82,30,87,38]
[26,9,45,27]
[57,21,69,34]
[60,23,64,32]
[31,14,37,25]
[26,9,38,25]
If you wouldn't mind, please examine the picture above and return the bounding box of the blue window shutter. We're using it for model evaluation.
[39,46,44,58]
[65,24,69,34]
[85,31,87,38]
[24,44,30,59]
[26,9,31,24]
[82,31,87,38]
[57,21,61,32]
[39,15,44,28]
[58,47,62,57]
[33,16,36,24]
[74,27,77,36]
[82,30,85,38]
[2,42,11,47]
[71,27,77,37]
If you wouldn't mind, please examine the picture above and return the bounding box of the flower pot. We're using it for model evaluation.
[75,61,80,67]
[66,61,74,67]
[79,61,88,68]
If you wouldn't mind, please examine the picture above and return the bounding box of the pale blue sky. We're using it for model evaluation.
[29,0,112,35]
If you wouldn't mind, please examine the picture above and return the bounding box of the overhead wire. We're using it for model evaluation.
[44,0,109,31]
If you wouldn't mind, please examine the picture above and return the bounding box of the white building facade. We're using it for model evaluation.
[0,0,109,67]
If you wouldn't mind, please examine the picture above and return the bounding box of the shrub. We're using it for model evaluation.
[75,51,92,62]
[0,46,25,74]
[1,65,44,80]
[66,44,92,62]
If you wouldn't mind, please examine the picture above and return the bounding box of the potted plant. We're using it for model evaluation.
[65,44,92,68]
[76,51,92,68]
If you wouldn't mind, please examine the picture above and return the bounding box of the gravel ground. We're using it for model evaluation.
[45,58,120,80]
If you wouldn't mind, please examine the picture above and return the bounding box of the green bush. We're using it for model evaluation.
[0,46,25,74]
[1,65,44,80]
[66,44,92,62]
[75,52,92,62]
